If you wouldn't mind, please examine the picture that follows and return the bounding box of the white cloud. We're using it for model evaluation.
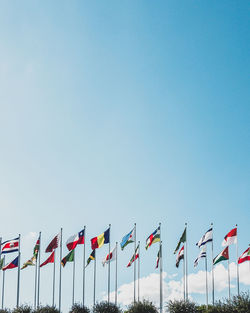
[103,261,250,307]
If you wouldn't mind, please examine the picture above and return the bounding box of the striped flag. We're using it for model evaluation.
[127,245,139,267]
[91,228,110,250]
[238,247,250,264]
[1,238,19,254]
[222,227,237,246]
[176,246,184,268]
[66,229,85,251]
[213,246,229,265]
[146,226,160,250]
[120,228,135,250]
[3,256,19,271]
[196,228,213,248]
[194,246,207,267]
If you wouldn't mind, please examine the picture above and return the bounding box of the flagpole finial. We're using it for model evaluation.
[185,222,187,226]
[211,222,213,226]
[109,224,111,228]
[235,224,238,227]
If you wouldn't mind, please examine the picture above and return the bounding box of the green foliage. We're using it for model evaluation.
[167,299,198,313]
[92,301,122,313]
[0,309,10,313]
[12,305,32,313]
[126,300,158,313]
[33,305,59,313]
[69,304,90,313]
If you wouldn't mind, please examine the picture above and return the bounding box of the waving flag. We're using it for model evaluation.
[61,250,74,267]
[45,233,60,253]
[3,256,19,271]
[127,245,139,267]
[213,246,229,265]
[222,227,237,246]
[238,247,250,264]
[0,258,4,270]
[155,245,162,269]
[33,237,40,259]
[196,228,213,248]
[40,251,55,267]
[86,250,95,267]
[91,228,110,250]
[1,238,19,254]
[176,246,184,268]
[174,228,186,254]
[120,228,135,250]
[102,246,117,266]
[145,226,160,250]
[194,246,206,267]
[21,256,36,270]
[66,229,85,251]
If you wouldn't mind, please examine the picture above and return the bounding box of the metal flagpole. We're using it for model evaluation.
[72,250,75,306]
[37,232,41,308]
[228,259,230,300]
[0,237,2,306]
[185,223,188,300]
[138,241,140,303]
[34,250,38,309]
[211,223,214,305]
[183,253,185,301]
[236,224,239,296]
[1,256,5,309]
[53,250,56,307]
[108,224,111,304]
[115,242,118,306]
[134,223,136,303]
[159,222,162,313]
[83,226,86,306]
[93,251,96,306]
[59,228,63,313]
[17,234,21,307]
[205,254,208,308]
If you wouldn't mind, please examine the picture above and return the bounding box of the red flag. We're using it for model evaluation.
[45,234,60,253]
[40,251,55,267]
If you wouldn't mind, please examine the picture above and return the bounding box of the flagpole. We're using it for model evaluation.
[93,251,96,306]
[205,254,208,308]
[1,256,5,309]
[72,250,75,306]
[83,226,86,306]
[108,224,111,304]
[183,253,185,301]
[59,228,62,313]
[37,232,41,308]
[236,224,239,296]
[185,223,188,301]
[211,223,214,305]
[138,241,140,303]
[53,250,56,307]
[16,234,21,308]
[228,259,230,300]
[134,223,136,303]
[115,242,118,306]
[159,222,162,313]
[0,237,2,306]
[34,250,38,309]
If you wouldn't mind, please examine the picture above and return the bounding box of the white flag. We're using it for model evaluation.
[102,246,117,266]
[196,228,213,248]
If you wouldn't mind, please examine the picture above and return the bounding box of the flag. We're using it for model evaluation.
[1,238,19,254]
[21,256,36,270]
[238,247,250,264]
[196,228,213,248]
[176,245,184,268]
[66,229,85,251]
[86,250,95,267]
[145,226,160,250]
[40,251,55,267]
[91,228,110,250]
[120,228,135,250]
[102,246,117,266]
[155,245,161,269]
[61,250,74,267]
[127,245,139,267]
[213,246,229,265]
[3,256,19,271]
[33,237,40,259]
[222,227,237,246]
[194,246,207,267]
[45,233,60,253]
[0,258,4,270]
[174,228,186,254]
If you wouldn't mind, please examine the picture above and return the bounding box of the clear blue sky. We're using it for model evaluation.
[0,0,249,311]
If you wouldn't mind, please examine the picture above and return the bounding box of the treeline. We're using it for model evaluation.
[0,293,249,313]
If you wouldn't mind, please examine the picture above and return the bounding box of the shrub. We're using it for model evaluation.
[69,304,90,313]
[0,309,10,313]
[167,299,198,313]
[12,305,32,313]
[127,300,158,313]
[92,301,122,313]
[34,305,59,313]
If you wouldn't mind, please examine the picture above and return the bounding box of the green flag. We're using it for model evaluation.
[174,228,186,254]
[0,258,4,270]
[86,250,95,267]
[61,249,75,267]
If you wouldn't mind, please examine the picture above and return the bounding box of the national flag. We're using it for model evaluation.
[174,228,186,254]
[127,245,139,267]
[102,246,117,266]
[1,238,19,254]
[33,237,40,259]
[61,250,74,267]
[86,250,95,267]
[21,256,36,270]
[213,246,229,265]
[155,245,162,269]
[222,227,237,246]
[45,233,60,253]
[91,228,110,250]
[0,258,4,270]
[145,226,160,250]
[194,246,207,267]
[238,247,250,264]
[176,245,184,268]
[66,229,85,251]
[120,228,135,250]
[196,228,213,248]
[3,256,19,271]
[40,251,55,267]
